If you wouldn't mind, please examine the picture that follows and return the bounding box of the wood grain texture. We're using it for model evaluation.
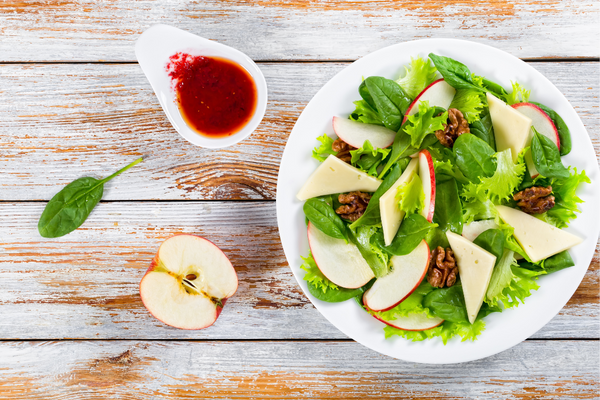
[0,202,597,340]
[0,0,598,62]
[0,340,598,399]
[0,62,597,201]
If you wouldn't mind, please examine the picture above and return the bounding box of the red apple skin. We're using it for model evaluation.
[139,234,237,330]
[419,149,436,223]
[402,78,445,124]
[511,102,560,150]
[362,241,431,312]
[371,313,444,331]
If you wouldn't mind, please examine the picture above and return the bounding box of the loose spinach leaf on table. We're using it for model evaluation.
[424,285,469,323]
[453,134,496,183]
[38,157,143,238]
[303,197,348,241]
[381,214,437,256]
[363,76,412,132]
[469,112,496,151]
[433,178,463,235]
[530,102,572,156]
[473,229,505,261]
[531,131,570,179]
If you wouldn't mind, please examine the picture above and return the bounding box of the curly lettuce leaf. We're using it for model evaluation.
[349,100,384,126]
[462,199,497,224]
[350,140,391,177]
[546,168,590,228]
[462,149,526,204]
[404,101,448,148]
[384,319,486,344]
[395,56,438,99]
[312,134,337,162]
[449,89,485,123]
[396,173,425,216]
[503,81,531,105]
[485,249,516,305]
[371,280,435,321]
[300,253,338,293]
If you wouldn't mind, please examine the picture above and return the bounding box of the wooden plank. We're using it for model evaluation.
[0,340,597,399]
[0,62,597,201]
[0,0,598,62]
[0,202,597,339]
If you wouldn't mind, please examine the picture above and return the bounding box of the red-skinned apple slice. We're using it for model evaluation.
[332,116,396,149]
[372,311,444,331]
[307,222,375,289]
[363,240,430,312]
[512,103,560,150]
[139,234,238,330]
[419,149,436,222]
[402,79,456,124]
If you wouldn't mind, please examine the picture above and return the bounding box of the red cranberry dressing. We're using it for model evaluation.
[166,53,257,138]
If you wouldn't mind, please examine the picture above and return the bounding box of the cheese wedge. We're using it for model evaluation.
[496,205,583,263]
[379,158,419,245]
[446,231,496,324]
[487,93,532,162]
[297,155,382,201]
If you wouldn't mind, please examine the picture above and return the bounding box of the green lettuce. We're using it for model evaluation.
[546,168,590,228]
[312,134,337,162]
[384,319,486,344]
[396,173,425,216]
[462,199,497,224]
[371,280,435,321]
[503,81,531,105]
[449,89,485,123]
[395,56,438,99]
[485,249,516,305]
[404,101,448,148]
[349,100,384,125]
[350,140,391,177]
[300,253,338,293]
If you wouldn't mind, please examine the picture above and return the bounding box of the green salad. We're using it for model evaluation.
[296,53,589,343]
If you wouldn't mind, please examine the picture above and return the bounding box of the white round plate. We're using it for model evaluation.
[276,39,600,364]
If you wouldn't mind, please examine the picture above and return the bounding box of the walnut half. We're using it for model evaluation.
[427,246,458,288]
[513,186,555,214]
[332,138,356,163]
[435,108,470,148]
[335,191,371,222]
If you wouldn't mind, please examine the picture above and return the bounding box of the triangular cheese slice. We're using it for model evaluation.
[379,158,419,245]
[446,231,496,324]
[496,205,583,263]
[297,155,382,201]
[487,93,532,162]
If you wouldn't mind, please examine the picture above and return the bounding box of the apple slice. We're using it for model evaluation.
[139,235,238,330]
[363,240,430,312]
[496,205,583,263]
[307,222,374,289]
[379,158,419,245]
[487,93,532,162]
[462,219,500,242]
[296,155,381,201]
[373,311,444,331]
[419,149,436,222]
[402,79,456,123]
[446,231,496,324]
[332,116,396,149]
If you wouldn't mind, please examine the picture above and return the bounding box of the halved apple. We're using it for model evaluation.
[139,234,238,330]
[373,311,444,331]
[363,240,430,312]
[332,116,396,149]
[402,79,456,124]
[307,222,375,289]
[419,149,436,222]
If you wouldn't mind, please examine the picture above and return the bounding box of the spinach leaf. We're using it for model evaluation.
[473,229,505,261]
[347,226,389,278]
[520,250,574,274]
[383,214,437,256]
[469,112,496,151]
[425,226,450,249]
[481,78,507,99]
[433,178,463,235]
[453,134,496,183]
[358,80,377,110]
[530,102,571,156]
[379,130,412,179]
[306,279,366,303]
[364,76,412,132]
[531,131,570,179]
[38,157,143,238]
[303,197,348,241]
[424,285,469,323]
[428,53,484,92]
[351,162,403,229]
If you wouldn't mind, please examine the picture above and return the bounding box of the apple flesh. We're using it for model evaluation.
[363,240,430,312]
[403,79,456,124]
[419,149,436,223]
[139,234,238,330]
[373,311,444,331]
[307,222,375,289]
[461,219,500,242]
[332,116,396,149]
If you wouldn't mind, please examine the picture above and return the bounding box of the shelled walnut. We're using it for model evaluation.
[435,108,470,148]
[513,186,555,214]
[335,191,371,222]
[332,138,355,163]
[427,246,458,288]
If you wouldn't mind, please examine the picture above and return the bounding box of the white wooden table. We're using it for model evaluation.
[0,1,598,398]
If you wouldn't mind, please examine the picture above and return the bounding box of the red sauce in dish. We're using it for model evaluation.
[166,53,257,138]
